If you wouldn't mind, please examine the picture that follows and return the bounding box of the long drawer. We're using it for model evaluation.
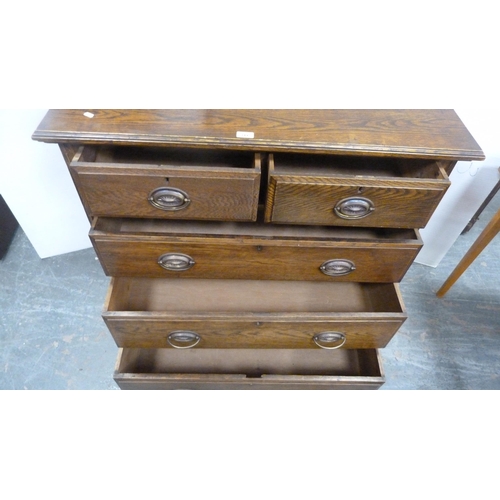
[265,153,451,227]
[114,348,385,390]
[70,145,261,221]
[102,278,407,349]
[91,217,422,282]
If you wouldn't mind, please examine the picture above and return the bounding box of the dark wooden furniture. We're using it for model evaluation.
[0,195,18,260]
[32,110,484,389]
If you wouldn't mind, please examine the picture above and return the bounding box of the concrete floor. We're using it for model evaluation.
[382,193,500,389]
[1,193,499,390]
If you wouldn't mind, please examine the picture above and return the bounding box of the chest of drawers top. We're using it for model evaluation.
[33,109,483,161]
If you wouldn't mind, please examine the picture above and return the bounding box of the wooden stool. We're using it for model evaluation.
[437,206,500,297]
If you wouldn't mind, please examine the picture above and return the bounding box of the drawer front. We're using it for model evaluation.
[103,278,407,349]
[70,147,261,221]
[265,154,450,228]
[114,348,385,390]
[104,317,405,349]
[93,236,420,282]
[91,219,422,282]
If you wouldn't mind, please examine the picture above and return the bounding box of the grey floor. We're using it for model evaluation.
[1,193,499,390]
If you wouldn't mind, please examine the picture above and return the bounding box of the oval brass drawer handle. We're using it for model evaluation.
[148,187,191,211]
[320,259,356,276]
[313,331,346,350]
[334,197,374,219]
[158,253,195,271]
[167,331,201,349]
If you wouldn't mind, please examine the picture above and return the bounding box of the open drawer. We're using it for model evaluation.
[70,145,261,221]
[91,217,423,282]
[103,278,407,349]
[113,347,385,389]
[265,153,451,228]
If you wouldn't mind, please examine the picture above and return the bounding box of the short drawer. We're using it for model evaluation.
[70,146,261,221]
[103,278,407,349]
[114,348,385,390]
[265,153,450,228]
[91,217,422,282]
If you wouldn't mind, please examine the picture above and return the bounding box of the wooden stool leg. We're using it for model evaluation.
[437,207,500,297]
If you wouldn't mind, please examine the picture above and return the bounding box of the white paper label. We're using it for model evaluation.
[236,131,254,139]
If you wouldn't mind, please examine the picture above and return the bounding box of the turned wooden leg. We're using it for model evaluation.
[437,207,500,297]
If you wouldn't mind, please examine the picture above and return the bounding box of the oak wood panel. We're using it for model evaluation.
[90,218,422,282]
[268,182,449,228]
[105,317,405,349]
[265,154,450,227]
[59,144,94,220]
[114,348,385,390]
[33,109,484,161]
[70,148,261,221]
[59,144,80,166]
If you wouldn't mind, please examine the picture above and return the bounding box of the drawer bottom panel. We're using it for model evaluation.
[114,348,385,390]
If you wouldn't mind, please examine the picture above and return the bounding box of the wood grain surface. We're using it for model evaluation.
[70,146,261,221]
[33,109,484,160]
[90,218,422,282]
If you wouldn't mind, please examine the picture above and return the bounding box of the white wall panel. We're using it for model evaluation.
[0,110,91,259]
[415,109,500,267]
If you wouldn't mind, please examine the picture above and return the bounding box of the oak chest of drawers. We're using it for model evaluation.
[33,110,484,389]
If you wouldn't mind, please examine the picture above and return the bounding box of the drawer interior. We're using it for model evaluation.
[107,278,404,314]
[116,347,383,378]
[76,145,257,170]
[272,153,448,180]
[94,216,420,243]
